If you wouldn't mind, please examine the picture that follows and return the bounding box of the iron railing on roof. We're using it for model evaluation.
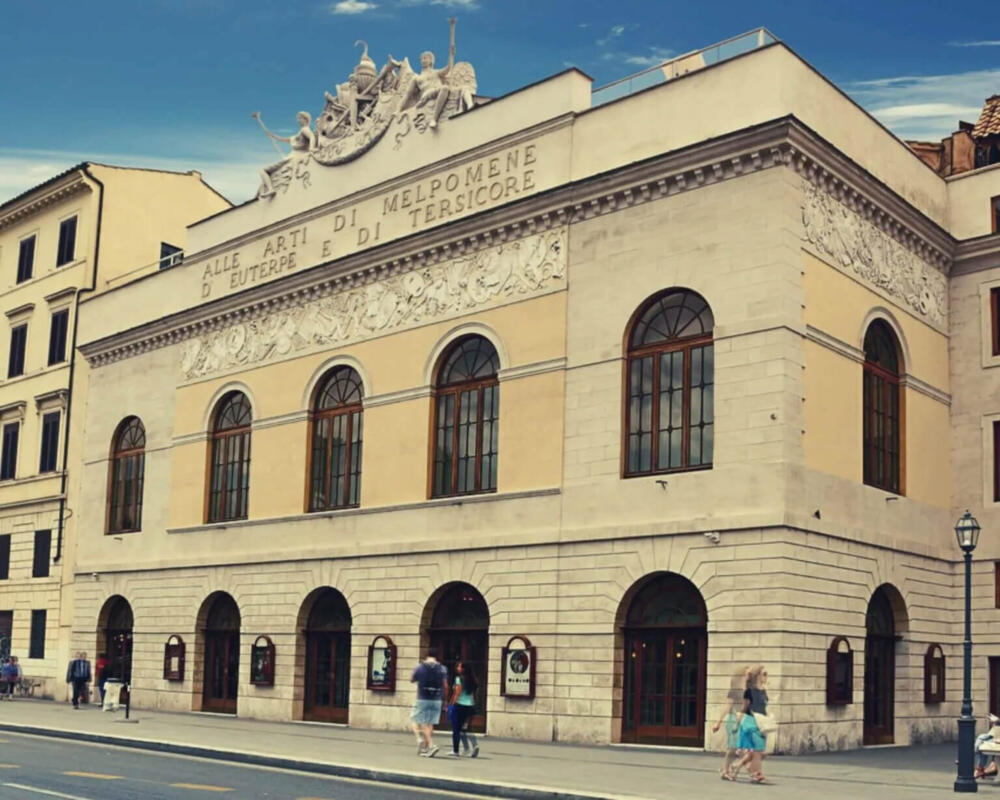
[591,28,779,107]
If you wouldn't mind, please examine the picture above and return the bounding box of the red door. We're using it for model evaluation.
[304,632,350,723]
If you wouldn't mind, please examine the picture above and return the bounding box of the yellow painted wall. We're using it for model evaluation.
[802,250,950,507]
[168,290,567,526]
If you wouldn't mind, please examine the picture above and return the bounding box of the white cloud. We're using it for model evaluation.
[596,24,627,47]
[947,40,1000,47]
[397,0,480,7]
[845,69,999,141]
[331,0,376,13]
[622,47,673,68]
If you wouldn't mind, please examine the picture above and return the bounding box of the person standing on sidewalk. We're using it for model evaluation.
[448,661,480,758]
[66,651,92,709]
[95,652,109,703]
[712,665,748,780]
[410,651,449,757]
[2,655,20,700]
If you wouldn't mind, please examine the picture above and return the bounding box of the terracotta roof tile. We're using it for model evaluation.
[972,94,1000,138]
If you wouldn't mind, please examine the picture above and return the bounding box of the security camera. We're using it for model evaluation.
[703,531,721,545]
[91,572,99,581]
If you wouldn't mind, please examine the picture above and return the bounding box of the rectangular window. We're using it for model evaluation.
[159,242,183,269]
[56,216,77,267]
[995,420,1000,503]
[39,412,60,473]
[0,535,9,580]
[16,236,35,283]
[0,611,11,656]
[8,324,27,378]
[28,609,45,659]
[0,423,18,481]
[32,530,50,578]
[993,195,1000,234]
[48,310,69,366]
[992,287,1000,357]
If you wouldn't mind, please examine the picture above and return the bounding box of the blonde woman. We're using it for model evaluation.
[731,664,770,783]
[712,666,749,780]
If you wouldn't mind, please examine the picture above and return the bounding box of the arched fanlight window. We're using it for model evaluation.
[107,417,145,533]
[863,320,903,494]
[207,392,252,522]
[432,336,500,497]
[309,366,363,511]
[625,289,714,476]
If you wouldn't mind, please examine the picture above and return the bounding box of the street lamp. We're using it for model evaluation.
[955,510,981,793]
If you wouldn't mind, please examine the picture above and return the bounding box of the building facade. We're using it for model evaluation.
[68,31,1000,752]
[0,164,229,696]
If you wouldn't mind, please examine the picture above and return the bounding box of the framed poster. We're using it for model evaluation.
[250,635,275,686]
[163,635,186,681]
[500,635,536,699]
[367,635,396,692]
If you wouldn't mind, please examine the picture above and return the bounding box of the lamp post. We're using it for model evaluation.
[955,510,981,793]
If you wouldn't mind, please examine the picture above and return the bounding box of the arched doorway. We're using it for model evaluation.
[98,596,133,684]
[302,588,352,723]
[620,572,707,746]
[426,583,489,732]
[201,593,240,714]
[864,585,904,745]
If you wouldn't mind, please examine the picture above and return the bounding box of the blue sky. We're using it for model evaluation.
[1,0,998,203]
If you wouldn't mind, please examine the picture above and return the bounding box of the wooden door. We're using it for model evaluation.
[623,629,705,746]
[203,631,239,714]
[430,629,488,732]
[863,635,895,745]
[304,632,350,723]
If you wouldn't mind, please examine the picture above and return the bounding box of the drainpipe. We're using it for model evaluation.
[54,165,103,563]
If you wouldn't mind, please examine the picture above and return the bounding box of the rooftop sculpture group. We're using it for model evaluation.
[255,18,477,198]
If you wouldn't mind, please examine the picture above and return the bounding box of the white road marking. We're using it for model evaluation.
[2,783,99,800]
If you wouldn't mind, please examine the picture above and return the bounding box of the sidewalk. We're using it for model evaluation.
[0,699,965,799]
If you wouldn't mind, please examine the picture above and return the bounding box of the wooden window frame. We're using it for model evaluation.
[28,609,45,659]
[47,309,69,366]
[56,216,77,267]
[38,411,60,473]
[430,338,500,499]
[31,530,50,578]
[106,418,146,534]
[205,394,252,523]
[924,644,945,704]
[991,287,1000,358]
[8,324,27,379]
[862,324,904,495]
[16,235,34,284]
[306,369,363,512]
[622,291,714,478]
[826,635,854,706]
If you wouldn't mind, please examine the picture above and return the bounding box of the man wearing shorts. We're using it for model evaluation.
[411,651,449,757]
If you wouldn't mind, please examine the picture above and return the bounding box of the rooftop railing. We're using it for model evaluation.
[591,28,779,107]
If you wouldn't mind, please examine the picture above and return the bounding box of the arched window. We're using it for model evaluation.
[107,417,145,533]
[924,643,945,703]
[432,336,499,498]
[309,367,363,511]
[207,392,252,522]
[863,320,902,494]
[625,289,714,476]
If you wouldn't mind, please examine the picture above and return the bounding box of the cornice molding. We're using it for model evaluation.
[0,175,89,231]
[81,116,958,369]
[952,233,1000,277]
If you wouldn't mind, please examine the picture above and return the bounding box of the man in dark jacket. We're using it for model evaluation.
[66,651,91,708]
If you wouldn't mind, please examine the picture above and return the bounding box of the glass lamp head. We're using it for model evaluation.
[955,510,981,553]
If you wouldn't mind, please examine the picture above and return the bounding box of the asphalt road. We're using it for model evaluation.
[0,732,480,799]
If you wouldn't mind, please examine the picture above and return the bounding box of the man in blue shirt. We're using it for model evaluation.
[410,651,449,757]
[66,651,92,709]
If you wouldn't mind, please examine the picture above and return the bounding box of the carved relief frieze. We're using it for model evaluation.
[179,227,566,381]
[801,179,947,326]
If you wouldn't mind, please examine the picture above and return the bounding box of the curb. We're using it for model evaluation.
[0,722,622,800]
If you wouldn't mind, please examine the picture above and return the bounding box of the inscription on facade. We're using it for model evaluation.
[181,226,566,381]
[195,141,542,302]
[801,180,947,326]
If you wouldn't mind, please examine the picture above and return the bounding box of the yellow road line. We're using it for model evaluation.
[0,764,18,769]
[61,772,121,780]
[169,784,232,792]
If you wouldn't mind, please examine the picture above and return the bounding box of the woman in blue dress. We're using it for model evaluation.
[731,664,769,783]
[713,666,749,780]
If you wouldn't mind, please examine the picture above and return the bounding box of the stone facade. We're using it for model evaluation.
[64,37,1000,753]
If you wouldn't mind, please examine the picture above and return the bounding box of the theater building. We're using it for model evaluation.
[68,30,1000,751]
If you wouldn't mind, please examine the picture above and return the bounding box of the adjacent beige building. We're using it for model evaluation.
[0,164,229,695]
[60,30,1000,753]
